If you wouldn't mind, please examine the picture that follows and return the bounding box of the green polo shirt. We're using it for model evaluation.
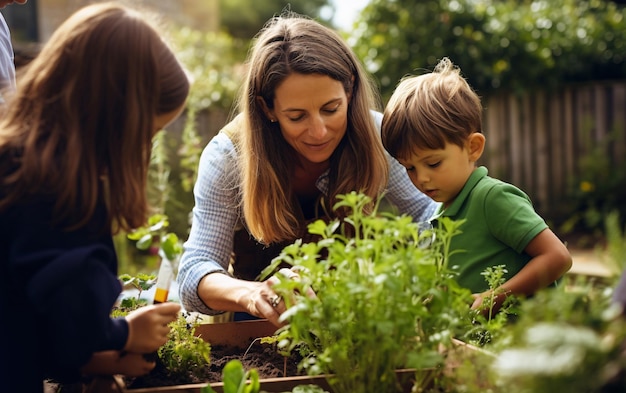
[431,166,547,293]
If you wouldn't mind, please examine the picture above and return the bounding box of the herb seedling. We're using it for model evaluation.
[261,192,475,393]
[157,312,212,379]
[201,360,260,393]
[463,265,519,346]
[113,273,156,315]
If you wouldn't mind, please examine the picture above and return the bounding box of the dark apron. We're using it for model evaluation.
[231,194,325,281]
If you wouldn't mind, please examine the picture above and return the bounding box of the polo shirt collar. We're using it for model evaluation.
[433,166,488,219]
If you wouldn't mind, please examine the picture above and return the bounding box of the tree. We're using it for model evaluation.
[351,0,626,100]
[219,0,333,39]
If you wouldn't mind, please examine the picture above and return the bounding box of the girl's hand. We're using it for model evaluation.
[124,302,181,353]
[81,350,155,377]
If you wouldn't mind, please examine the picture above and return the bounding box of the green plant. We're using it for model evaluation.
[261,192,476,393]
[127,213,182,261]
[113,273,157,316]
[202,360,260,393]
[558,126,626,245]
[353,0,626,99]
[157,312,212,379]
[599,211,626,277]
[463,265,520,347]
[488,280,626,393]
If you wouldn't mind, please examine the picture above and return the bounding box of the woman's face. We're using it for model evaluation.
[268,73,350,167]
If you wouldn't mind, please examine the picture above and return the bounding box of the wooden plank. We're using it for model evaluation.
[483,93,505,177]
[594,85,608,145]
[482,81,625,212]
[562,87,575,186]
[521,93,534,195]
[533,91,548,213]
[549,88,565,208]
[508,94,522,187]
[611,83,626,163]
[576,85,594,160]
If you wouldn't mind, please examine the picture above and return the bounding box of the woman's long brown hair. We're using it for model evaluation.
[235,11,388,244]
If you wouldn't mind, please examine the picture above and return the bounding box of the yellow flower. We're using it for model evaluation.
[579,181,595,192]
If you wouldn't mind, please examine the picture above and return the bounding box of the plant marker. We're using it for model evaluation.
[153,250,173,304]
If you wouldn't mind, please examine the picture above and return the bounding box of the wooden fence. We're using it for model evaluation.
[480,81,626,218]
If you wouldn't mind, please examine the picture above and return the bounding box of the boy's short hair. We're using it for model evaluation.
[382,57,483,160]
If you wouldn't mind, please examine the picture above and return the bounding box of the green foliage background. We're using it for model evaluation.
[218,0,332,39]
[351,0,626,101]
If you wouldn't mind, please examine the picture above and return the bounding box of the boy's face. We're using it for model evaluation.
[397,134,483,208]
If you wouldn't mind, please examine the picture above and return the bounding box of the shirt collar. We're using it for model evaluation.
[433,166,488,219]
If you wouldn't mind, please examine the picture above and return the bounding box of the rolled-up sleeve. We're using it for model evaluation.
[177,132,240,315]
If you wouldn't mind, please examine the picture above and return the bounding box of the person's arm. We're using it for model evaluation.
[472,224,572,312]
[198,272,285,326]
[176,132,241,315]
[176,129,296,326]
[499,228,572,295]
[469,181,572,312]
[80,351,155,377]
[22,243,131,381]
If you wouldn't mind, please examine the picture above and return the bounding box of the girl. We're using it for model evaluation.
[0,3,189,391]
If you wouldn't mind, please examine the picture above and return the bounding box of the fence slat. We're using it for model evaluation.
[483,81,626,219]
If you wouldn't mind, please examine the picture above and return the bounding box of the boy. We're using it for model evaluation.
[381,57,572,311]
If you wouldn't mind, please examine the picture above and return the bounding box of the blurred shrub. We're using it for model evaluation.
[352,0,626,101]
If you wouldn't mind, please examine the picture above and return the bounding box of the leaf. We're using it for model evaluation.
[127,228,148,240]
[136,234,154,250]
[161,232,182,260]
[243,369,260,393]
[221,360,246,393]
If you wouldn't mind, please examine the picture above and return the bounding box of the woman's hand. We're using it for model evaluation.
[250,268,316,327]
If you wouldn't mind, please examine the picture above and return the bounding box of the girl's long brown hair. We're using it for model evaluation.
[0,2,189,234]
[234,11,388,244]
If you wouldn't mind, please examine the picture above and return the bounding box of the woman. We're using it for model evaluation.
[0,3,189,391]
[177,11,437,327]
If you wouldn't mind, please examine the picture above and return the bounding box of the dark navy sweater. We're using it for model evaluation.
[0,199,128,392]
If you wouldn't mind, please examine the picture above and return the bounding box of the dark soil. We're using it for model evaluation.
[124,340,305,389]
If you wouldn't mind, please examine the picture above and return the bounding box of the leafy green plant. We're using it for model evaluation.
[202,360,260,393]
[261,192,476,393]
[127,213,182,262]
[489,280,626,393]
[157,312,212,379]
[113,273,157,316]
[599,211,626,277]
[558,126,626,246]
[463,265,520,347]
[353,0,626,99]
